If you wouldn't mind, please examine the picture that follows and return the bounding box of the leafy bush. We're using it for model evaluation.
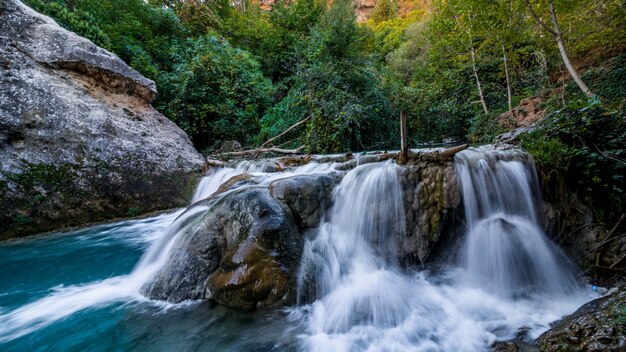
[521,103,626,219]
[163,36,274,151]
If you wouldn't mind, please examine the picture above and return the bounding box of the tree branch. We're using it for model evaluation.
[523,0,557,36]
[259,117,310,149]
[219,146,306,157]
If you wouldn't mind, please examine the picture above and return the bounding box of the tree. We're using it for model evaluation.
[523,0,593,97]
[164,36,274,150]
[259,0,394,153]
[371,0,397,24]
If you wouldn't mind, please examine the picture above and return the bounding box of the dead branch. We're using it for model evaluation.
[219,146,305,158]
[438,144,469,159]
[571,213,625,264]
[259,117,310,149]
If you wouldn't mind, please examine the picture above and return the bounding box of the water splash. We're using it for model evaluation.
[455,147,580,297]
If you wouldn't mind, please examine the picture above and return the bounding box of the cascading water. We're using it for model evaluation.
[192,160,274,202]
[292,150,592,351]
[298,161,408,333]
[455,148,580,296]
[0,151,596,351]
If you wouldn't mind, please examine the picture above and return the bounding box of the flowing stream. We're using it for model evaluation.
[0,150,596,351]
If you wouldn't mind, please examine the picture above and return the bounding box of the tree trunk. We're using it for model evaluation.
[548,1,593,98]
[400,110,408,163]
[523,0,593,98]
[502,44,514,115]
[471,45,489,114]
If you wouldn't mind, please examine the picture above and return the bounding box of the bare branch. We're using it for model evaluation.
[259,116,311,149]
[523,0,557,36]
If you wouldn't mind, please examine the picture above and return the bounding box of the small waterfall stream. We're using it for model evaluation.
[298,161,409,335]
[455,148,580,297]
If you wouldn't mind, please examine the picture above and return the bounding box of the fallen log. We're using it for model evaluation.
[218,146,305,158]
[438,144,469,159]
[206,158,225,167]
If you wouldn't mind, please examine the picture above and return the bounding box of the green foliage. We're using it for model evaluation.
[24,0,626,157]
[521,103,626,219]
[24,0,112,49]
[260,0,395,153]
[15,215,34,226]
[370,0,397,24]
[127,207,140,217]
[164,36,274,150]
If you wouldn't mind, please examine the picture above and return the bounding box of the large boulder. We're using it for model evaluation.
[0,0,205,239]
[143,171,345,310]
[143,187,302,310]
[269,172,343,228]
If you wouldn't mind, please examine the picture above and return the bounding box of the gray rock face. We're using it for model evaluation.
[0,0,205,238]
[143,187,302,310]
[269,172,343,228]
[398,161,462,265]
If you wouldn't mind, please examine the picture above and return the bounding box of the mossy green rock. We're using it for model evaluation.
[208,237,289,311]
[538,288,626,351]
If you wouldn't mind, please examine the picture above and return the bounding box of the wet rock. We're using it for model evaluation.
[0,0,205,239]
[538,287,626,352]
[143,188,301,309]
[491,341,519,352]
[216,140,242,153]
[207,236,290,311]
[397,161,461,264]
[269,172,343,228]
[212,173,254,198]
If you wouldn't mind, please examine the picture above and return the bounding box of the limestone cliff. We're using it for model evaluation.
[0,0,206,239]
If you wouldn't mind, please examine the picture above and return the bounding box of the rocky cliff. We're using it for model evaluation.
[0,0,206,239]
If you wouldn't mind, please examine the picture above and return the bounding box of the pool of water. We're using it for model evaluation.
[0,212,298,352]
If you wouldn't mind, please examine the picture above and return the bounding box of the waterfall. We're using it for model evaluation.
[297,161,422,348]
[191,160,275,202]
[0,151,593,349]
[294,150,590,351]
[455,147,580,296]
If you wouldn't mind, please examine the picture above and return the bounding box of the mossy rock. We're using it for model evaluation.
[207,237,289,311]
[538,288,626,351]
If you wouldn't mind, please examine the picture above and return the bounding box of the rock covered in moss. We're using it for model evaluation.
[0,0,205,238]
[143,187,302,309]
[538,288,626,351]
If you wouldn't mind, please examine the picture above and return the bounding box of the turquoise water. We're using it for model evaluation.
[0,212,296,352]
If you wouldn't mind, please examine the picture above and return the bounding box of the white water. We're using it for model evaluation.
[0,206,211,343]
[191,160,275,202]
[294,149,593,351]
[456,148,580,297]
[0,159,339,343]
